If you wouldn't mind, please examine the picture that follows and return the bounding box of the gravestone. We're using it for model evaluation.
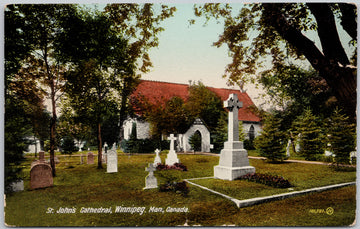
[107,147,118,173]
[143,163,158,189]
[214,93,255,180]
[30,163,53,189]
[286,139,291,157]
[87,152,94,164]
[102,152,107,164]
[350,151,356,164]
[165,134,180,165]
[153,148,162,166]
[80,154,84,164]
[295,133,301,153]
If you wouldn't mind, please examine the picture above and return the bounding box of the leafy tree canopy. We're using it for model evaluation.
[193,3,356,118]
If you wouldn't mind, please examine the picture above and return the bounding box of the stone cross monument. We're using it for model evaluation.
[165,134,180,165]
[214,93,255,180]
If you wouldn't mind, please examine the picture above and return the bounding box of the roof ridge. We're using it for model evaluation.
[140,79,190,87]
[141,79,245,92]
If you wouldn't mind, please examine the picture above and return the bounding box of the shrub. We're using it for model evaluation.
[61,136,78,155]
[121,139,169,154]
[159,181,189,196]
[236,173,292,188]
[244,138,255,150]
[156,163,187,171]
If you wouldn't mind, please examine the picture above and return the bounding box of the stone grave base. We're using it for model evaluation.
[165,151,180,165]
[214,165,255,181]
[214,144,255,181]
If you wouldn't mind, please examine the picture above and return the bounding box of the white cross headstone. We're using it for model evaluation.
[153,149,162,166]
[214,93,255,180]
[165,134,180,165]
[144,163,158,189]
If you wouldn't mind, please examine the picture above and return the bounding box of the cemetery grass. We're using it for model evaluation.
[5,153,356,227]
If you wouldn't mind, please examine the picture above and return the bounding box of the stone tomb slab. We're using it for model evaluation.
[30,163,53,189]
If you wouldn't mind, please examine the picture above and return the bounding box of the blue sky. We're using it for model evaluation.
[142,4,232,88]
[2,2,355,109]
[140,3,270,107]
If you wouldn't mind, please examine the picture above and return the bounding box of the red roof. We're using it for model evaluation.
[131,80,261,122]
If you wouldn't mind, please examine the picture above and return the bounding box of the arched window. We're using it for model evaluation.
[249,125,255,141]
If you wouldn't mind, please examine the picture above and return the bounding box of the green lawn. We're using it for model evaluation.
[5,153,356,227]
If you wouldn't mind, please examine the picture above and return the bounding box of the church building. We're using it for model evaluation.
[122,80,262,152]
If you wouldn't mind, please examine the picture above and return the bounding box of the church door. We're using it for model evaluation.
[189,130,202,152]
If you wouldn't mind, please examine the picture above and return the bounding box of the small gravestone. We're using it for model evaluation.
[286,139,291,157]
[214,93,255,180]
[144,163,158,189]
[30,163,53,189]
[107,146,118,173]
[165,134,180,165]
[80,154,84,164]
[87,152,94,164]
[153,149,161,166]
[102,152,107,164]
[295,133,301,153]
[350,151,356,164]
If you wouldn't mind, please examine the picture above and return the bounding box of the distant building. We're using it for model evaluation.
[122,80,262,152]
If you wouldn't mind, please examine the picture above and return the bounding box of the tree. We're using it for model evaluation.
[211,112,246,153]
[60,136,77,155]
[4,95,32,192]
[185,81,225,131]
[140,96,188,138]
[292,108,324,161]
[127,122,138,154]
[193,3,356,118]
[9,4,79,176]
[254,113,287,162]
[325,108,356,165]
[58,11,136,169]
[189,131,202,152]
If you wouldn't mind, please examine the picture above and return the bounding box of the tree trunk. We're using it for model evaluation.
[97,122,103,169]
[262,3,357,119]
[50,78,57,177]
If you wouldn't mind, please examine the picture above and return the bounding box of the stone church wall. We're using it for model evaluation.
[123,118,150,140]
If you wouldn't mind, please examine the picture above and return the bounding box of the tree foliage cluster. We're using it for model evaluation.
[193,3,356,119]
[255,107,355,164]
[133,82,225,139]
[5,3,176,186]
